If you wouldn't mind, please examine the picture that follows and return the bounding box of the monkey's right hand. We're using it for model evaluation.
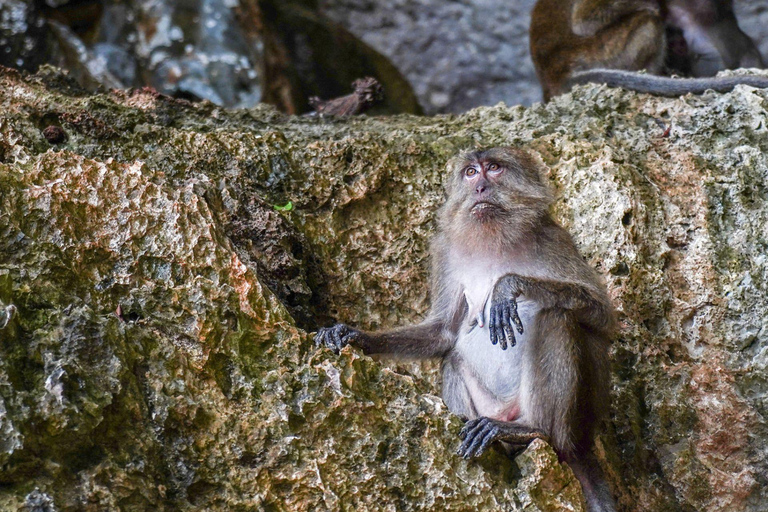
[314,324,362,353]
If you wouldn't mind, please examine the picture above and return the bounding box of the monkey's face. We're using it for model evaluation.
[440,148,552,245]
[443,148,550,221]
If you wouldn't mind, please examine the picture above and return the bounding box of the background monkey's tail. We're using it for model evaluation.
[569,69,768,97]
[565,452,617,512]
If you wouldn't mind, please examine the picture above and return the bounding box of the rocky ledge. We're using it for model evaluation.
[1,66,768,511]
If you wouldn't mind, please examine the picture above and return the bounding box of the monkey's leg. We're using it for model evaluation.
[526,308,605,456]
[441,355,479,419]
[571,0,660,38]
[456,417,549,459]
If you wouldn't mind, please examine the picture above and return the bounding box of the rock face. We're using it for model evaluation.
[2,65,768,511]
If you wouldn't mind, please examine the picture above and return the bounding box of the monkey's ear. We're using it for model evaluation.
[443,155,465,195]
[441,176,453,198]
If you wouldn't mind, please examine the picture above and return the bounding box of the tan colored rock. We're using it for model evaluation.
[1,65,768,511]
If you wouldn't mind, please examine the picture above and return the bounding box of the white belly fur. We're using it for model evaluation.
[455,296,539,421]
[448,252,540,422]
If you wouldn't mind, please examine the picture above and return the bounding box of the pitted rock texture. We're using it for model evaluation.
[1,65,768,511]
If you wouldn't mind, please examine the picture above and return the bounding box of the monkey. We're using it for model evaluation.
[315,147,617,512]
[665,0,764,77]
[308,77,384,116]
[529,0,768,101]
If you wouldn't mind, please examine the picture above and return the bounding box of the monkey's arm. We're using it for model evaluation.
[315,279,466,358]
[707,22,765,71]
[316,236,468,358]
[315,317,456,358]
[667,0,765,74]
[491,274,613,335]
[569,68,768,96]
[571,0,660,37]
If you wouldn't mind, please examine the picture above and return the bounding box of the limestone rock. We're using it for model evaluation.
[1,65,768,511]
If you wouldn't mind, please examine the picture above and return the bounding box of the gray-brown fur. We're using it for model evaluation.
[530,0,766,101]
[316,147,617,511]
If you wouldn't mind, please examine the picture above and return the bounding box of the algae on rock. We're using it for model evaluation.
[1,65,768,511]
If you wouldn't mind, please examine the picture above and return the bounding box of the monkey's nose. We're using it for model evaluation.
[475,184,486,194]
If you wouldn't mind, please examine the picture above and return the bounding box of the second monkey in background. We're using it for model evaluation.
[530,0,766,101]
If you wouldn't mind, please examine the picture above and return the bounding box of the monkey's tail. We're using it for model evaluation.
[565,452,617,512]
[569,69,768,97]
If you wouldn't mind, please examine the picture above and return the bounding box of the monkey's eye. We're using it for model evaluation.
[487,162,501,173]
[464,167,478,177]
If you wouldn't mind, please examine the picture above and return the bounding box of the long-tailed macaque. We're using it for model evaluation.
[316,148,617,512]
[530,0,767,101]
[666,0,764,76]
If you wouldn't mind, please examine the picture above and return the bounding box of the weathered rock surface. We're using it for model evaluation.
[1,65,768,511]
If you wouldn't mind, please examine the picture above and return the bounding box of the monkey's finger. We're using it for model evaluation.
[489,312,499,345]
[456,439,472,458]
[331,328,345,351]
[470,426,500,458]
[509,300,524,334]
[514,316,524,335]
[459,418,481,440]
[501,306,514,348]
[458,432,482,459]
[498,326,508,350]
[459,419,488,448]
[502,325,515,349]
[491,326,501,347]
[511,310,524,335]
[316,329,332,348]
[497,326,506,348]
[457,429,482,457]
[463,423,497,459]
[329,332,339,350]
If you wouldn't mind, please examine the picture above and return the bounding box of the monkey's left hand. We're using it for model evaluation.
[489,275,525,349]
[314,323,363,353]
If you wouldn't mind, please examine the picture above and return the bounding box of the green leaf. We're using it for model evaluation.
[273,201,293,212]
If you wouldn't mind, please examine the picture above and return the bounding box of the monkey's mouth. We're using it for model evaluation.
[470,201,501,216]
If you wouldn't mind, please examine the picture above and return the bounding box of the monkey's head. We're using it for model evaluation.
[440,147,552,247]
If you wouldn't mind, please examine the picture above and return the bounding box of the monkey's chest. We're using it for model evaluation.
[455,297,540,405]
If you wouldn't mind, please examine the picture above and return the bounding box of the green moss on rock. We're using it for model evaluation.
[2,66,768,511]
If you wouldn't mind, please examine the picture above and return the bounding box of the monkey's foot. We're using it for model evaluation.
[314,323,361,353]
[489,297,524,349]
[456,417,548,459]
